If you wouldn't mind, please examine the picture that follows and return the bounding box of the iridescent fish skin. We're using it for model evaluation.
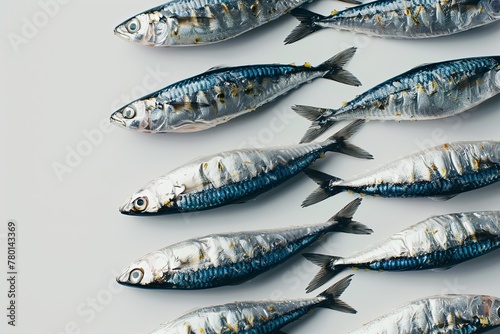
[285,0,500,44]
[148,275,356,334]
[110,48,360,133]
[303,211,500,292]
[114,0,359,46]
[294,56,500,142]
[119,120,371,215]
[302,141,500,206]
[350,295,500,334]
[117,199,371,289]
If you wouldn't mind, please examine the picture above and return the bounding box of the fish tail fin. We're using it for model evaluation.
[316,274,356,313]
[325,120,373,160]
[292,105,339,143]
[302,168,344,207]
[284,8,326,45]
[319,47,362,86]
[327,198,372,235]
[305,253,346,293]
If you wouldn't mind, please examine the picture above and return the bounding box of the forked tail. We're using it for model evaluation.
[293,105,339,143]
[323,119,372,160]
[302,168,346,207]
[326,198,372,235]
[316,274,357,313]
[317,47,361,86]
[285,8,327,45]
[304,253,347,293]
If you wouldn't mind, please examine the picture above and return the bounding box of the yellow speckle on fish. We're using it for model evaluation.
[268,305,275,311]
[331,9,338,15]
[200,328,205,334]
[480,144,485,150]
[405,7,411,15]
[221,3,229,14]
[289,62,296,66]
[443,143,450,150]
[376,14,384,27]
[431,164,437,170]
[417,83,424,93]
[203,162,209,170]
[246,314,255,327]
[218,161,224,171]
[194,37,200,44]
[473,158,480,170]
[229,242,234,248]
[433,230,439,235]
[174,27,179,35]
[352,267,359,271]
[440,167,447,178]
[304,62,312,68]
[231,84,239,97]
[342,101,348,106]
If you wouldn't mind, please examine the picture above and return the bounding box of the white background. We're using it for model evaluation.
[1,1,500,333]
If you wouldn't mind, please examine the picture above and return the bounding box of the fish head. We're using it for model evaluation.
[114,10,175,46]
[484,0,500,17]
[111,98,167,133]
[116,251,169,288]
[119,178,186,215]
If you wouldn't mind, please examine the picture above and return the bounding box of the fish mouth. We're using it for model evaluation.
[110,112,126,127]
[113,26,131,42]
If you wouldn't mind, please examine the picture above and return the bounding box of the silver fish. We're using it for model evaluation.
[114,0,359,47]
[302,141,500,206]
[116,198,371,289]
[350,294,500,333]
[148,275,356,334]
[119,120,372,215]
[284,0,500,44]
[110,48,361,133]
[294,55,500,143]
[303,210,500,293]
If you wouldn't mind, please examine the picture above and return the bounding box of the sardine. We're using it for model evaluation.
[284,0,500,44]
[294,55,500,143]
[303,210,500,293]
[114,0,360,47]
[148,275,356,334]
[350,294,500,333]
[119,120,372,215]
[117,198,371,289]
[302,141,500,206]
[110,48,361,133]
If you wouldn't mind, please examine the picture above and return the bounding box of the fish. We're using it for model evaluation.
[284,0,500,44]
[119,120,372,215]
[350,294,500,333]
[147,275,356,334]
[302,141,500,207]
[293,55,500,143]
[117,198,371,289]
[110,47,361,133]
[302,210,500,293]
[114,0,360,47]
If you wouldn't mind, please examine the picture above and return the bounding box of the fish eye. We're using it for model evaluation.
[122,107,136,119]
[127,19,140,33]
[129,268,144,284]
[133,197,148,211]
